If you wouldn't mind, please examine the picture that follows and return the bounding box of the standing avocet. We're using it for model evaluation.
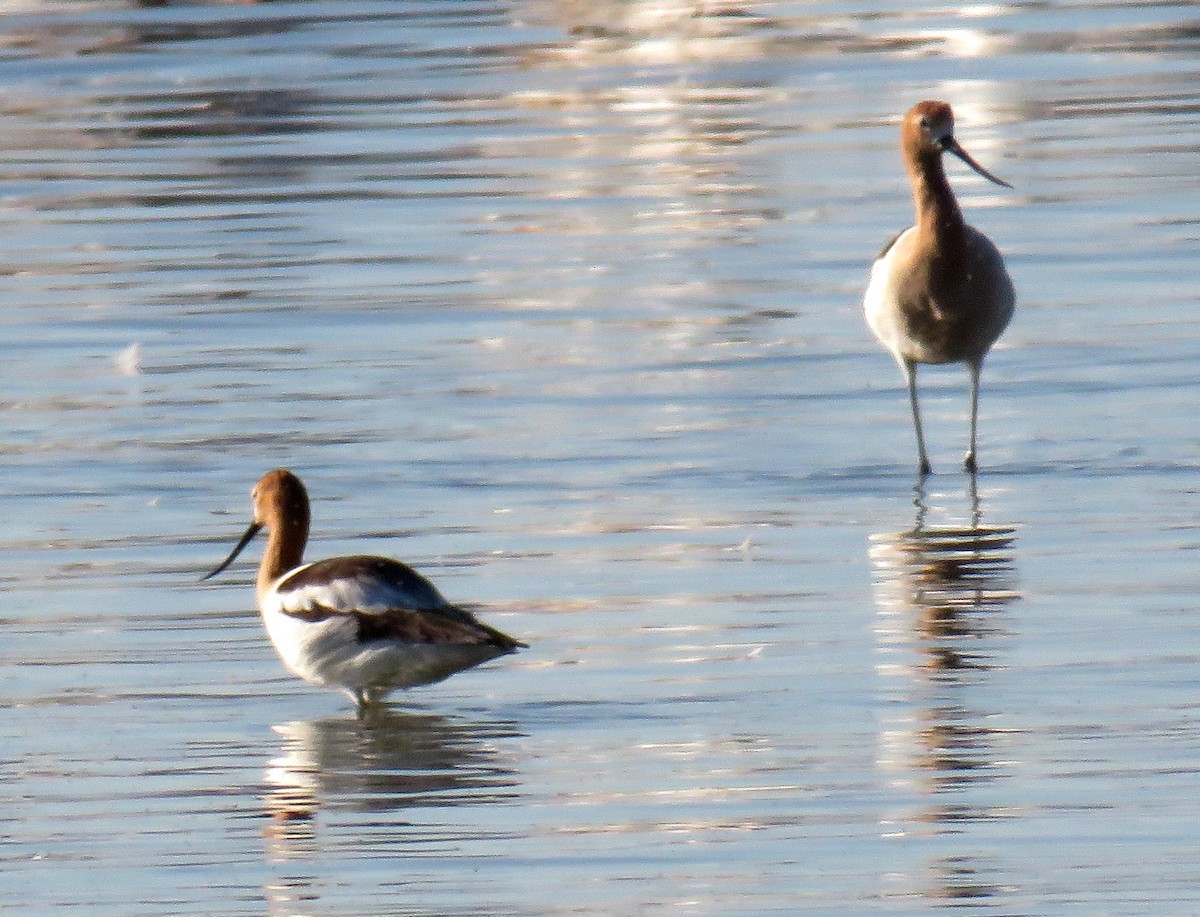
[203,469,524,710]
[864,100,1015,476]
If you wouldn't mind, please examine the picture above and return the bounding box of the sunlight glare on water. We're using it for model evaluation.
[2,1,1200,914]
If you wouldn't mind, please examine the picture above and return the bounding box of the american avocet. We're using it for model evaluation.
[864,100,1015,476]
[202,469,525,710]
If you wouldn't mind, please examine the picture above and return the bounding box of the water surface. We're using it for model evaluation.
[2,1,1200,914]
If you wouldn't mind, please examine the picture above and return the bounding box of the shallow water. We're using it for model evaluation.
[2,1,1200,913]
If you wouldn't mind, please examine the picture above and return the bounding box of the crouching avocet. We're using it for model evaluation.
[202,468,525,710]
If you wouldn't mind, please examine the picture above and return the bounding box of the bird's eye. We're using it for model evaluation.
[919,116,929,129]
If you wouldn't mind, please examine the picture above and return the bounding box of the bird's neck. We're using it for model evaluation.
[257,517,308,603]
[907,152,965,246]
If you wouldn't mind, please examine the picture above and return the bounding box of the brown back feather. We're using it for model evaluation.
[279,601,524,652]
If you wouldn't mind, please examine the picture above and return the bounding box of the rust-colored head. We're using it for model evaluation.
[202,468,311,582]
[901,100,1010,189]
[250,468,310,530]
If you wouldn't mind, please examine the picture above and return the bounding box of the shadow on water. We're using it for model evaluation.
[869,481,1021,904]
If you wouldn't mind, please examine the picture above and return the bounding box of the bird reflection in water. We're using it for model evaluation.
[870,482,1020,903]
[261,707,522,912]
[872,487,1018,682]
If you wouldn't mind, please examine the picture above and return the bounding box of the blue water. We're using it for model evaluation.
[2,1,1199,913]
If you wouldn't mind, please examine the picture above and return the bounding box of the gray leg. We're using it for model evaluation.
[964,361,981,474]
[902,359,931,477]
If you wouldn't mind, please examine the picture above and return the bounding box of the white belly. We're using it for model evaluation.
[260,601,505,700]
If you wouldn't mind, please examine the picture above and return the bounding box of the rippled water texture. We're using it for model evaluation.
[3,1,1200,914]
